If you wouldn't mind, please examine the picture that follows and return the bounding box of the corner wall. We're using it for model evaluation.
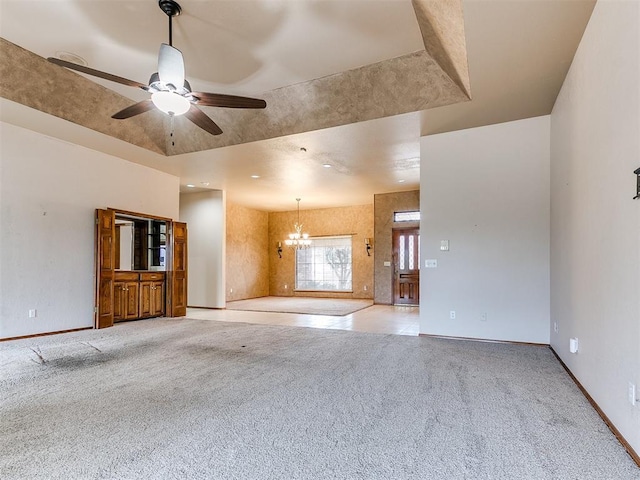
[373,190,420,304]
[179,191,225,308]
[226,201,269,301]
[420,116,550,344]
[550,0,639,454]
[0,122,179,339]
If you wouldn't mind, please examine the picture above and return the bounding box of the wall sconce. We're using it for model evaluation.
[634,167,640,200]
[365,238,372,256]
[277,242,283,258]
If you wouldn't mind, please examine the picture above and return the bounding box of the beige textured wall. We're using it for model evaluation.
[225,202,269,301]
[269,204,374,299]
[374,191,420,304]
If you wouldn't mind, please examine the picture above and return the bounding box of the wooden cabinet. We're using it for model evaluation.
[139,272,165,318]
[95,209,187,330]
[114,272,140,322]
[113,271,164,322]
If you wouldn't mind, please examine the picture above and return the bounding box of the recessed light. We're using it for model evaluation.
[251,175,260,179]
[398,179,406,183]
[322,164,332,168]
[186,184,195,188]
[200,182,210,186]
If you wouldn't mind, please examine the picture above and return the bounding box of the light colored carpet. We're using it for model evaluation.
[225,296,374,316]
[1,318,638,479]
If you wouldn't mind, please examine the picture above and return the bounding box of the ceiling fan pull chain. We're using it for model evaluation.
[170,113,175,146]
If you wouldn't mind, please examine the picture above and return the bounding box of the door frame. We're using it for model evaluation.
[94,208,187,328]
[391,227,420,306]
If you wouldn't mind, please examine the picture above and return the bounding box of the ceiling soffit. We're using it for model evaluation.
[0,1,470,157]
[0,38,167,154]
[412,0,471,98]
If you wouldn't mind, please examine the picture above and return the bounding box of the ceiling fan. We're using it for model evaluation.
[47,0,266,136]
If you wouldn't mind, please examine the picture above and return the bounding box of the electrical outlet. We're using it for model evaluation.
[229,288,233,294]
[629,382,636,406]
[553,322,558,333]
[363,285,367,291]
[28,309,37,318]
[480,313,487,322]
[284,284,288,290]
[450,310,456,320]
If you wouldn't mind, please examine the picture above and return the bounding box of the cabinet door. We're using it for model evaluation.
[125,281,139,319]
[169,222,188,317]
[139,281,152,318]
[151,281,165,316]
[113,282,125,322]
[95,209,115,328]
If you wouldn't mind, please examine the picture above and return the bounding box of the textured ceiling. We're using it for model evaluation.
[1,1,471,156]
[0,0,596,211]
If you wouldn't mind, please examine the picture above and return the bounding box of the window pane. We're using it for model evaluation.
[399,235,405,270]
[409,235,414,270]
[295,236,352,291]
[394,211,420,222]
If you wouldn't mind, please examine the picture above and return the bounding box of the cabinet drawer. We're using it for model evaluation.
[114,271,139,282]
[140,272,165,281]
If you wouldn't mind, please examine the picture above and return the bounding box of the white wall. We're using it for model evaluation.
[420,116,550,343]
[550,0,639,454]
[117,222,134,271]
[0,122,180,339]
[179,191,225,308]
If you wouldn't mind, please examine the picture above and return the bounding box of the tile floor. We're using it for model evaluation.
[186,304,420,336]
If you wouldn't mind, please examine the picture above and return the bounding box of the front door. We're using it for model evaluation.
[392,228,420,306]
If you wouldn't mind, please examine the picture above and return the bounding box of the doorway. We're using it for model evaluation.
[95,208,188,329]
[392,228,420,306]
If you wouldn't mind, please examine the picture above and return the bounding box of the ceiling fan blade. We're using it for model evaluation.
[184,105,223,136]
[158,43,185,90]
[47,57,147,89]
[191,92,267,109]
[112,99,155,119]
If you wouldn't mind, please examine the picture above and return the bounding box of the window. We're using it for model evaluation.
[295,236,352,291]
[394,210,420,222]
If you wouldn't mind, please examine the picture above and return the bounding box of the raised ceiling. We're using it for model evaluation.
[0,0,595,211]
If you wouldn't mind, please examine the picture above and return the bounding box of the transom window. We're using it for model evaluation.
[394,210,420,222]
[295,236,353,291]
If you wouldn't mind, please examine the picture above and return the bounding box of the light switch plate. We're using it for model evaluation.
[425,259,437,268]
[569,337,579,353]
[440,240,449,251]
[383,261,391,267]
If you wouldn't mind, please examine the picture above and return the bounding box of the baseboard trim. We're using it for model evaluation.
[1,327,92,343]
[549,347,640,468]
[418,333,548,347]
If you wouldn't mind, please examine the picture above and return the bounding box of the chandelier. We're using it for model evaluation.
[284,198,312,249]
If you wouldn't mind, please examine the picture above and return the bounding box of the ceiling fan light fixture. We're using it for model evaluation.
[151,91,190,116]
[46,0,265,137]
